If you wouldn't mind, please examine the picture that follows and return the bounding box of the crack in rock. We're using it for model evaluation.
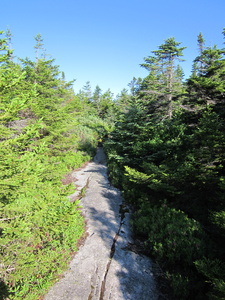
[43,148,159,300]
[99,206,126,300]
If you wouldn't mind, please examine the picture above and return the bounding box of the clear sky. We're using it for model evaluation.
[1,0,225,96]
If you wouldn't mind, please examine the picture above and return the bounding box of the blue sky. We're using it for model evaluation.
[1,0,225,96]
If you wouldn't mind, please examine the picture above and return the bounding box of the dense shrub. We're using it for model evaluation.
[0,30,112,299]
[134,203,206,265]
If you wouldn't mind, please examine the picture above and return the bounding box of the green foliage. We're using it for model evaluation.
[0,30,13,64]
[2,27,225,300]
[0,29,113,299]
[125,166,151,183]
[165,272,190,299]
[105,31,225,299]
[140,37,186,119]
[134,203,206,264]
[1,191,84,299]
[212,210,225,235]
[77,83,120,123]
[195,258,225,300]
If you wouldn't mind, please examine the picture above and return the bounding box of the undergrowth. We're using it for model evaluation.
[0,30,112,299]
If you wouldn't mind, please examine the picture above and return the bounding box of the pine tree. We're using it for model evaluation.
[92,84,102,104]
[81,81,92,102]
[98,89,115,120]
[196,32,205,75]
[0,30,12,64]
[140,37,186,118]
[128,77,142,96]
[34,33,45,62]
[5,28,14,62]
[116,88,132,113]
[222,27,225,42]
[187,33,225,107]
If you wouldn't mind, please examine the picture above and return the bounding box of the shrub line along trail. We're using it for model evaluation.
[44,147,158,300]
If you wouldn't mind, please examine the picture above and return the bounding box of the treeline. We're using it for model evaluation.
[2,27,225,300]
[0,30,115,299]
[104,31,225,299]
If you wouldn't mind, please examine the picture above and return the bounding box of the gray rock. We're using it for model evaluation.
[44,148,158,300]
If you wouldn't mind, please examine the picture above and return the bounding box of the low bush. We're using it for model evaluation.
[133,203,206,265]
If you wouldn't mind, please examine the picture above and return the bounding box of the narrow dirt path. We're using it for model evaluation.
[44,148,158,300]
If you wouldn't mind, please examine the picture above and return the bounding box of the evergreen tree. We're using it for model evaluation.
[98,89,115,120]
[196,32,205,75]
[80,81,92,102]
[0,30,12,64]
[93,85,102,102]
[92,84,102,112]
[5,27,14,61]
[0,29,112,299]
[34,33,45,62]
[187,33,225,107]
[105,31,225,300]
[222,27,225,42]
[128,77,142,96]
[18,35,75,121]
[116,88,132,113]
[140,37,186,118]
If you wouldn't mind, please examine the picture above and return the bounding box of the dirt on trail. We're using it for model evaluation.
[44,147,159,300]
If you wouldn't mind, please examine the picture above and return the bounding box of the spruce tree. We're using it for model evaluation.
[0,30,13,64]
[140,37,186,118]
[188,33,225,107]
[34,33,45,62]
[81,81,92,102]
[196,32,205,75]
[128,77,142,96]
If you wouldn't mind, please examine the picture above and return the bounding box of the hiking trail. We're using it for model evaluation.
[44,147,159,300]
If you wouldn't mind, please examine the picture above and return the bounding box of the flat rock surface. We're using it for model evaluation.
[44,148,158,300]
